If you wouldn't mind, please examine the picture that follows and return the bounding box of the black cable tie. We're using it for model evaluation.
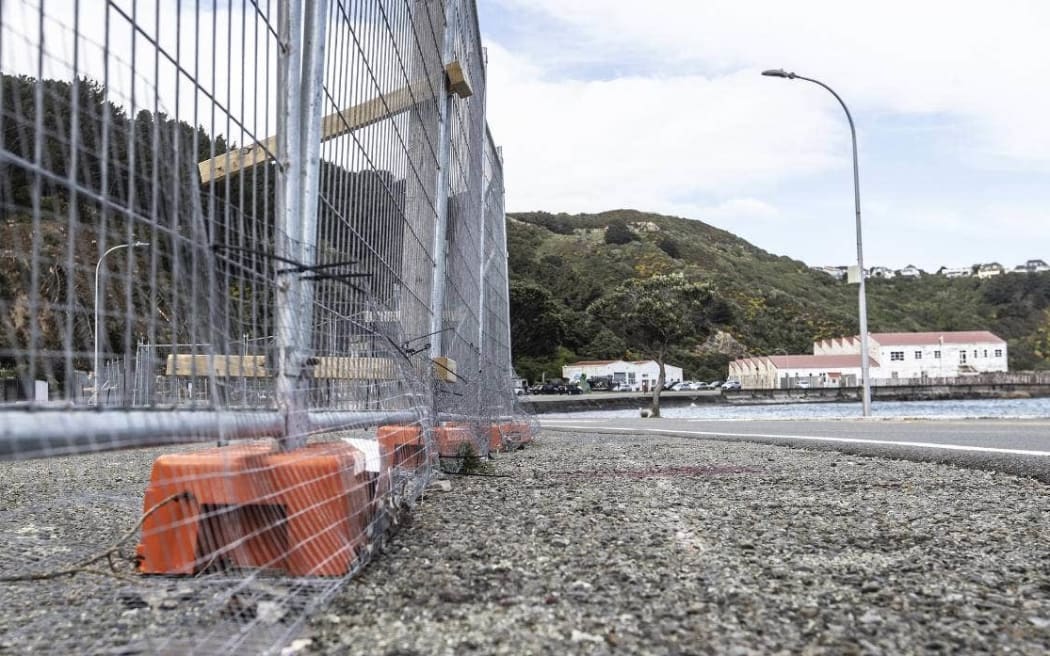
[402,327,452,348]
[211,243,302,270]
[298,274,368,294]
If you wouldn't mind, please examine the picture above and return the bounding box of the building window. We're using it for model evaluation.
[934,350,941,359]
[914,351,922,360]
[960,351,967,363]
[890,351,904,361]
[974,349,978,358]
[983,349,988,358]
[995,349,1003,357]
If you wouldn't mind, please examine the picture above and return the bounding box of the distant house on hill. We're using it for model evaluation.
[869,266,895,279]
[1010,259,1049,273]
[562,359,683,392]
[976,263,1004,279]
[938,266,971,278]
[813,265,847,280]
[896,265,923,278]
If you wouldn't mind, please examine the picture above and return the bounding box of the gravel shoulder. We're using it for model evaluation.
[309,430,1050,656]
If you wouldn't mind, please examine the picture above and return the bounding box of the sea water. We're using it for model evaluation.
[540,397,1050,421]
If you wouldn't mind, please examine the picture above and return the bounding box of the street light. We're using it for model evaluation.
[761,68,872,417]
[772,348,791,389]
[93,241,148,403]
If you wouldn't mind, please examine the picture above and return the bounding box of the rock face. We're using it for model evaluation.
[309,430,1050,655]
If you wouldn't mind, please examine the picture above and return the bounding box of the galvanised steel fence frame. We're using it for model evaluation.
[0,0,523,652]
[0,0,516,459]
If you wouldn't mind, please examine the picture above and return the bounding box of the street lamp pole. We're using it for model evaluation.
[93,241,148,403]
[774,348,791,389]
[761,69,872,417]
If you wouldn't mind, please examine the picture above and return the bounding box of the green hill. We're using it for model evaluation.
[507,209,1050,382]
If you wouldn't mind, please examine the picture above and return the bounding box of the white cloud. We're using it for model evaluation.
[481,0,1050,269]
[485,42,842,219]
[491,0,1050,165]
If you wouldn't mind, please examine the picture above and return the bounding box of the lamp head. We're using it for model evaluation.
[761,69,795,79]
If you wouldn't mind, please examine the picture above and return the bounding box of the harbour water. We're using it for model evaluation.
[541,397,1050,421]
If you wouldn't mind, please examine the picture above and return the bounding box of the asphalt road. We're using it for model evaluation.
[539,416,1050,482]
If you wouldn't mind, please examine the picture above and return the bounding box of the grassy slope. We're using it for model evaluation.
[507,209,1050,379]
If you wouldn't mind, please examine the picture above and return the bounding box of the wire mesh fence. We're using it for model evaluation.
[0,0,528,653]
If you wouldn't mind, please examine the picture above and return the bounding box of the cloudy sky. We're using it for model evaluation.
[476,0,1050,271]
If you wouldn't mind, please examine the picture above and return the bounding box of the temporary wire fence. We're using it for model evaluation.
[0,0,530,653]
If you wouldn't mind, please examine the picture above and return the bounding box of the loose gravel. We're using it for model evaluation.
[308,430,1050,656]
[2,430,1049,655]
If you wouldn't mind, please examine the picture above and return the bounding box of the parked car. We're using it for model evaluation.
[796,380,811,389]
[704,380,723,389]
[564,384,583,395]
[721,380,741,390]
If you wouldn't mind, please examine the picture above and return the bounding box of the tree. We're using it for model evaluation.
[509,281,568,358]
[657,236,681,259]
[603,220,636,245]
[588,273,731,417]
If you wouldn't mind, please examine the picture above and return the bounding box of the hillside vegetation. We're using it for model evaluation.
[507,210,1050,382]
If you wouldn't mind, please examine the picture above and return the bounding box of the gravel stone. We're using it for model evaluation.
[308,430,1050,656]
[3,429,1050,654]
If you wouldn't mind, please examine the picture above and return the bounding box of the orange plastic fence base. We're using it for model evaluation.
[489,422,532,452]
[376,425,427,470]
[436,424,478,458]
[137,443,371,577]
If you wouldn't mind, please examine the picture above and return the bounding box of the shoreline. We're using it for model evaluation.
[521,384,1050,414]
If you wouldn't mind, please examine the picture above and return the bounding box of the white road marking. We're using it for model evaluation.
[538,422,1050,458]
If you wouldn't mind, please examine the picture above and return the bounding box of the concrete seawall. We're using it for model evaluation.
[521,384,1050,414]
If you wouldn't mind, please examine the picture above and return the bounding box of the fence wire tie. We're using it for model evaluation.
[400,327,453,356]
[343,317,423,366]
[211,243,371,279]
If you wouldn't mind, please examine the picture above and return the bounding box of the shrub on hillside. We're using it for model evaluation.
[604,220,636,245]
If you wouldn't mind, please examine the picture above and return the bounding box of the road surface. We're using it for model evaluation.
[539,416,1050,482]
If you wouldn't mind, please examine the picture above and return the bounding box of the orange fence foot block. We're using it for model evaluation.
[489,422,532,452]
[137,443,371,577]
[377,425,428,471]
[435,424,477,459]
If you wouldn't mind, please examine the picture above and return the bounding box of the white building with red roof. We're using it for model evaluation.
[729,331,1007,388]
[728,354,879,389]
[562,359,684,391]
[815,331,1007,379]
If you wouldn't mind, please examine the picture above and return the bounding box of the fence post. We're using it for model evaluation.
[495,145,513,415]
[475,63,490,422]
[427,0,459,370]
[274,0,329,450]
